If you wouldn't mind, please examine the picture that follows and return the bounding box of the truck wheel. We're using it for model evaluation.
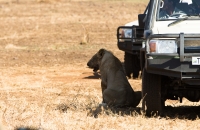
[124,52,133,78]
[124,52,141,79]
[140,51,145,72]
[132,55,140,79]
[142,68,163,116]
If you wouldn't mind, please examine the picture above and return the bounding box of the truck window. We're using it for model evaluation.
[157,0,200,20]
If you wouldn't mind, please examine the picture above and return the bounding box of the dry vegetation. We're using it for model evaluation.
[0,0,200,129]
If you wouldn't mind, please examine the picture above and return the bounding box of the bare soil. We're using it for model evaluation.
[0,0,200,130]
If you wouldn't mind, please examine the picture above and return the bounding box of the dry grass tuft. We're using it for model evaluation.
[56,103,69,113]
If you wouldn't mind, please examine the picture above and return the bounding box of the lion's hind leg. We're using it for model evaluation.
[103,89,126,107]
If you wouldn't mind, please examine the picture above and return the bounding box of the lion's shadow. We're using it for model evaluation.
[56,103,200,120]
[83,72,101,79]
[87,105,142,118]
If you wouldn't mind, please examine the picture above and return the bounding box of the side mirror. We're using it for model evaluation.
[138,14,146,28]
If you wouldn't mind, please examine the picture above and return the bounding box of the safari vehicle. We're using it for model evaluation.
[117,0,200,116]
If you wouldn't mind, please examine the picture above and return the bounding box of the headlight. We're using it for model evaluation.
[120,29,132,38]
[119,29,134,42]
[123,29,132,38]
[148,40,177,53]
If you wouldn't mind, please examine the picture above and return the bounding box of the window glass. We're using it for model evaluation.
[157,0,200,20]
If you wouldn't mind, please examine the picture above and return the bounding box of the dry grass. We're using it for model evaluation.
[0,0,200,129]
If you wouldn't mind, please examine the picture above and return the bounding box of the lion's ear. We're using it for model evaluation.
[97,48,105,58]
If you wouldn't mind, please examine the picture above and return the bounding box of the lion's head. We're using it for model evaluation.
[87,48,105,72]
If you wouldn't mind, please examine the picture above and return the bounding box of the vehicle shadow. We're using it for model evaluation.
[88,105,200,120]
[162,105,200,120]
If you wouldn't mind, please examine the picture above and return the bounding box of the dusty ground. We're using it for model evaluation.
[0,0,200,130]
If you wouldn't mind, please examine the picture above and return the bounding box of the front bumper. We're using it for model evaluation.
[146,57,200,79]
[146,33,200,83]
[117,41,142,54]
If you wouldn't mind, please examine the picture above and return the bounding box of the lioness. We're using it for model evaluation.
[87,48,141,108]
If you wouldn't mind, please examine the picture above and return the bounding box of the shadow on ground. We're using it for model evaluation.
[87,105,142,118]
[83,72,101,79]
[86,105,200,120]
[162,105,200,120]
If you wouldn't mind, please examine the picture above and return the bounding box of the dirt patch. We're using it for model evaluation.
[0,0,199,130]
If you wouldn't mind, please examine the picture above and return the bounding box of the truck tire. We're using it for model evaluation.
[124,52,133,78]
[142,68,163,116]
[140,50,145,71]
[132,55,140,79]
[124,52,141,79]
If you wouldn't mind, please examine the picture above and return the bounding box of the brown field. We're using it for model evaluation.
[0,0,200,129]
